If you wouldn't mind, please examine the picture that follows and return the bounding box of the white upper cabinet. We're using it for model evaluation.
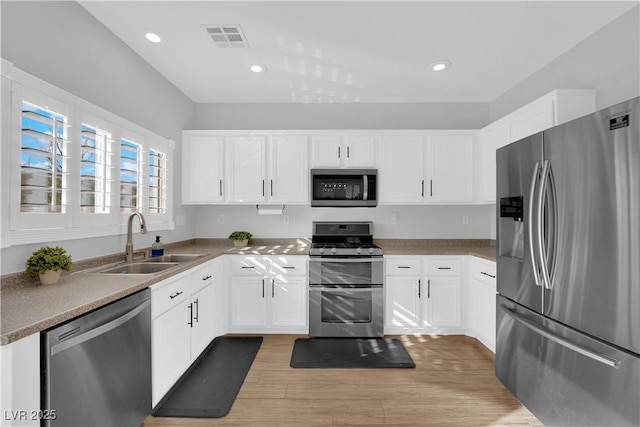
[378,132,474,204]
[310,135,376,168]
[476,89,596,204]
[182,132,308,204]
[378,136,425,204]
[182,131,225,204]
[426,134,474,203]
[227,136,267,203]
[269,135,309,203]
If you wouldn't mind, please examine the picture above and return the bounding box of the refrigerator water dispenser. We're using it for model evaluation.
[499,196,524,259]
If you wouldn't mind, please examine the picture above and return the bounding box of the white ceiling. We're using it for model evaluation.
[79,1,637,104]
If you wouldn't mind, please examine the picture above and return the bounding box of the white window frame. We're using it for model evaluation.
[1,60,174,248]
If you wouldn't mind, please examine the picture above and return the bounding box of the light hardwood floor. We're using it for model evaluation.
[143,334,542,427]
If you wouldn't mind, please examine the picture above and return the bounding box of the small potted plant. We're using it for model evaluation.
[228,231,252,247]
[25,246,73,285]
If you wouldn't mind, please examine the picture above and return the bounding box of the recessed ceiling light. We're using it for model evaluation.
[145,32,163,43]
[250,64,266,73]
[431,60,451,71]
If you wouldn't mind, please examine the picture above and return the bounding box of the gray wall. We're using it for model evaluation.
[194,204,494,240]
[490,5,640,121]
[0,1,196,274]
[190,102,489,130]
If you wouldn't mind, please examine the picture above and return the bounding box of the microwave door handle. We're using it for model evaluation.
[363,175,368,201]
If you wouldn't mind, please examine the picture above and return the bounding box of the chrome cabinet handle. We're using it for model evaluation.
[418,279,421,298]
[427,279,431,299]
[262,279,265,298]
[270,179,273,196]
[272,279,275,298]
[430,180,433,197]
[219,179,223,197]
[480,271,496,279]
[193,298,199,322]
[421,180,424,197]
[169,291,183,299]
[262,180,265,197]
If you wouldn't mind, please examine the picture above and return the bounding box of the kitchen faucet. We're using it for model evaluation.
[125,212,147,262]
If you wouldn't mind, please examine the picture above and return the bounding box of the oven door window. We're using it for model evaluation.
[321,287,372,324]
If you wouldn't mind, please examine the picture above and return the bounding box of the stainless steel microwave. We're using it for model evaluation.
[310,169,377,207]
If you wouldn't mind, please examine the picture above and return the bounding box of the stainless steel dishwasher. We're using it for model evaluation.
[42,289,151,427]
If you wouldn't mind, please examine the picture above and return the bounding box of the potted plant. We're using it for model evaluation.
[25,246,73,285]
[228,231,252,247]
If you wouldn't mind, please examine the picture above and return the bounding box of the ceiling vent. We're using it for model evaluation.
[204,25,250,49]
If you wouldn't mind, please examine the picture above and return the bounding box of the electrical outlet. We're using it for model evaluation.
[391,212,398,225]
[283,215,290,225]
[462,215,469,225]
[218,215,225,224]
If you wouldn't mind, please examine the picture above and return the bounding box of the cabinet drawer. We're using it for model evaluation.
[190,261,215,294]
[270,256,307,276]
[229,257,269,276]
[425,259,461,276]
[386,258,422,275]
[470,258,496,287]
[151,275,189,318]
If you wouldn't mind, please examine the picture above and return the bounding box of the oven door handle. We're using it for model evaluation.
[309,258,383,263]
[310,285,382,291]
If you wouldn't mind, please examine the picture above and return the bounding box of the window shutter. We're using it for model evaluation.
[119,138,141,213]
[149,148,166,214]
[20,102,69,213]
[80,124,113,213]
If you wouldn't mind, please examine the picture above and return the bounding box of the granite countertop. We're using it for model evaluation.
[376,239,496,261]
[1,237,493,345]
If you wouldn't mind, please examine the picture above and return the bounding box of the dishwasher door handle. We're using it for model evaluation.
[51,299,150,356]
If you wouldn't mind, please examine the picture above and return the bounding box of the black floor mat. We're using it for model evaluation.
[290,337,416,368]
[153,336,263,418]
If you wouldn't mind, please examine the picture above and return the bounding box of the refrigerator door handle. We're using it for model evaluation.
[528,162,543,287]
[537,160,553,290]
[500,304,621,369]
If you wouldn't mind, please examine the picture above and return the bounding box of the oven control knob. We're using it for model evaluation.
[331,247,337,254]
[356,247,362,254]
[319,247,325,254]
[368,247,374,254]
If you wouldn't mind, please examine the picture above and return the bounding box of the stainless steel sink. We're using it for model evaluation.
[142,254,205,263]
[97,262,178,275]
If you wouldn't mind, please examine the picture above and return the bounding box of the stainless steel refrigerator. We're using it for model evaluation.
[496,97,639,426]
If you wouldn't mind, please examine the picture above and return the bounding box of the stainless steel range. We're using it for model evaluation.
[308,221,384,338]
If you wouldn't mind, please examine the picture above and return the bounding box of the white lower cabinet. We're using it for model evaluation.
[0,334,40,427]
[228,255,308,333]
[151,274,191,406]
[469,257,497,352]
[385,256,462,334]
[151,259,221,406]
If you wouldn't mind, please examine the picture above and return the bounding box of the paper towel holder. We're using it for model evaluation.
[256,204,286,215]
